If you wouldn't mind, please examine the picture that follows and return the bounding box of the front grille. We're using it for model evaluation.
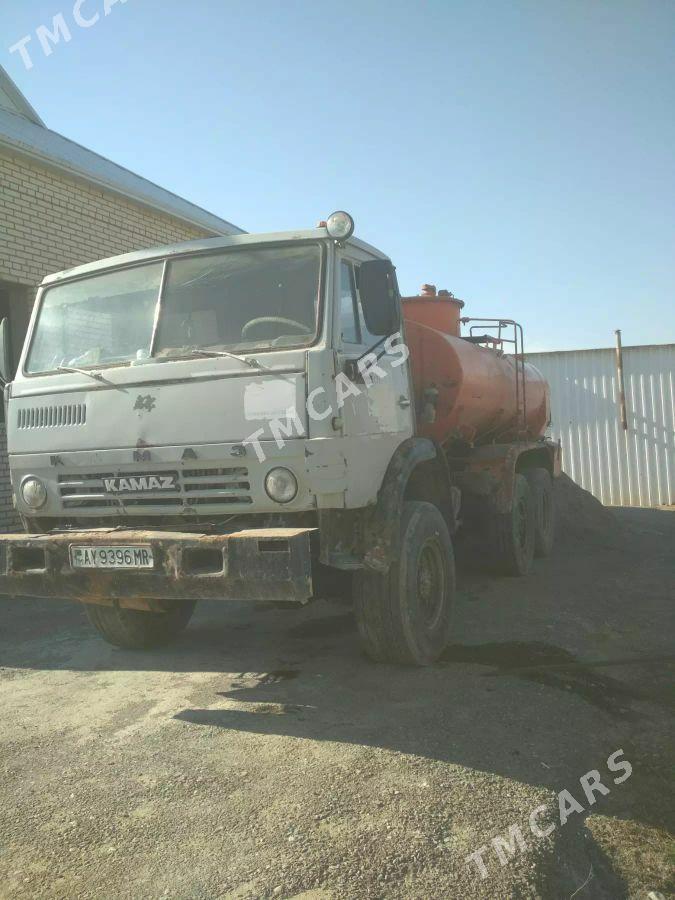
[17,403,87,429]
[58,466,252,511]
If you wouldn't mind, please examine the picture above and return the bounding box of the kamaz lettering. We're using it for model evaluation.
[103,475,177,493]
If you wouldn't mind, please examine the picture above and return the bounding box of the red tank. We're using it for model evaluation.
[402,287,549,445]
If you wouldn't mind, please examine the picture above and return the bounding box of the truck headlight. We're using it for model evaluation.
[264,467,298,504]
[21,476,48,509]
[326,211,354,241]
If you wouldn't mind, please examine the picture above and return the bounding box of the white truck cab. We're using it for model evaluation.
[6,217,412,522]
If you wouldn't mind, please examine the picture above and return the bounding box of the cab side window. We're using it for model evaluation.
[353,265,379,346]
[339,261,360,345]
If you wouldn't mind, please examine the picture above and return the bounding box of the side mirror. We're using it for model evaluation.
[358,259,400,337]
[0,318,11,384]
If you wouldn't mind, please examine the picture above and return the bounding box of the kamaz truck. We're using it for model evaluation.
[0,212,559,664]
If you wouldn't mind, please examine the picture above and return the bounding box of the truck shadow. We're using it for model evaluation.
[172,617,674,808]
[0,508,673,893]
[169,596,674,897]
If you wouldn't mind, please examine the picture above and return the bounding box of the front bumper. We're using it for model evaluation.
[0,527,314,607]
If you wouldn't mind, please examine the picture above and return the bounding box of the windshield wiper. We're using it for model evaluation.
[186,348,270,370]
[56,365,129,391]
[57,365,113,383]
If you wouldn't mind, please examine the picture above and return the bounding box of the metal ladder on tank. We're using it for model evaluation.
[460,317,528,441]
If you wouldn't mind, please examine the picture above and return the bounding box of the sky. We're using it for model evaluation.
[1,0,673,351]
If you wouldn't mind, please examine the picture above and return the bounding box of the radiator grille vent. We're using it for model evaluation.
[17,404,87,429]
[57,466,252,511]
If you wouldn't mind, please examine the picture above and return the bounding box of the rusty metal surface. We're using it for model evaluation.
[317,508,365,571]
[363,437,438,573]
[453,440,560,514]
[328,436,544,575]
[0,527,313,543]
[0,527,314,607]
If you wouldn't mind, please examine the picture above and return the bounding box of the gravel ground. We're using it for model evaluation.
[0,496,673,899]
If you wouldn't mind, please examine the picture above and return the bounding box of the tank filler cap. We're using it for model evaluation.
[438,289,465,308]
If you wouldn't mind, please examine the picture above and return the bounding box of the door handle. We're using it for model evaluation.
[398,395,411,408]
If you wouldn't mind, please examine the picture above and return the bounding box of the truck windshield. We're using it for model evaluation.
[25,244,322,374]
[154,244,321,358]
[26,263,163,375]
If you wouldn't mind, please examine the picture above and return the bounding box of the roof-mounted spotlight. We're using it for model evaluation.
[325,211,354,241]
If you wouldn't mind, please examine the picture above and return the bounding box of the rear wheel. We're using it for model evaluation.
[525,467,555,557]
[492,473,535,576]
[354,501,455,665]
[84,600,196,649]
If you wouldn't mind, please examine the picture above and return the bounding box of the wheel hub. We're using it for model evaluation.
[417,539,444,629]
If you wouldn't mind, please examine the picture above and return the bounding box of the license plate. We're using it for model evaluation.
[70,545,154,569]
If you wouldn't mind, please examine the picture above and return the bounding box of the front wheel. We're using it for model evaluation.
[354,501,455,665]
[84,600,196,649]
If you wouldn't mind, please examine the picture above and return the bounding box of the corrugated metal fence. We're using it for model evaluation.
[527,344,675,507]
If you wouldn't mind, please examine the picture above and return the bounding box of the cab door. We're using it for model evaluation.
[335,254,413,438]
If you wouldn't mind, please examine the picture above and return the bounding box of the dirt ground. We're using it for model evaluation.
[0,485,673,899]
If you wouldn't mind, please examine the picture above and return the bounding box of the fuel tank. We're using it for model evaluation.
[402,287,549,445]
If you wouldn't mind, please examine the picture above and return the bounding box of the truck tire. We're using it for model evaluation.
[84,600,196,649]
[525,467,555,557]
[354,501,455,666]
[493,473,535,576]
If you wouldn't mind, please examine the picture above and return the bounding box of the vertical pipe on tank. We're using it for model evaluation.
[615,329,628,431]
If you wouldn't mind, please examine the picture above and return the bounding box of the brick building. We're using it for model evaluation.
[0,66,242,528]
